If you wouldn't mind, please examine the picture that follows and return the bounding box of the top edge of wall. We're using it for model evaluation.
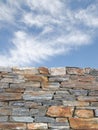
[0,66,98,76]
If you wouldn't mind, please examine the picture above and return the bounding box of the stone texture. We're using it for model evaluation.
[10,116,34,122]
[63,101,89,106]
[0,67,12,72]
[48,123,69,129]
[0,108,11,115]
[0,93,22,101]
[77,96,98,102]
[0,123,26,129]
[66,67,84,75]
[47,106,74,117]
[69,118,98,129]
[95,109,98,116]
[12,108,29,116]
[43,82,60,90]
[35,116,55,123]
[13,67,39,75]
[30,106,47,116]
[38,67,49,75]
[69,89,87,96]
[0,83,9,88]
[89,90,98,96]
[23,91,53,100]
[27,123,48,129]
[56,118,68,123]
[0,66,98,130]
[0,116,8,122]
[50,67,66,75]
[75,110,94,118]
[49,76,69,82]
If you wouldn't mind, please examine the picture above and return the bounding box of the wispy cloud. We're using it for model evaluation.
[0,0,98,66]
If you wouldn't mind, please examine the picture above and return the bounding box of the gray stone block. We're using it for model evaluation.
[35,116,55,123]
[48,123,69,129]
[0,116,8,122]
[69,89,87,96]
[12,108,30,116]
[30,106,47,116]
[10,116,34,122]
[23,91,53,100]
[0,67,12,72]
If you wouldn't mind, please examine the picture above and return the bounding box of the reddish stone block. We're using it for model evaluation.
[38,67,49,74]
[47,106,74,117]
[69,118,98,129]
[0,123,26,129]
[75,109,94,118]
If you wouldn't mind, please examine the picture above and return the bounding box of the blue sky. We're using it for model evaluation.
[0,0,98,68]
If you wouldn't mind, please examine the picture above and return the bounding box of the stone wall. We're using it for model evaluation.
[0,66,98,130]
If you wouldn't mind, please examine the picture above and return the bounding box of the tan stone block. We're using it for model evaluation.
[0,108,11,115]
[47,106,74,117]
[13,67,39,75]
[5,88,24,93]
[56,118,68,122]
[27,123,48,129]
[77,96,98,102]
[75,109,94,118]
[63,101,89,107]
[0,123,26,129]
[0,93,22,101]
[38,67,49,74]
[69,118,98,129]
[66,67,84,75]
[50,67,66,75]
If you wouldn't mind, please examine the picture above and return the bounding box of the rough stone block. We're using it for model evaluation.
[38,67,49,74]
[0,78,25,83]
[27,123,48,129]
[95,109,98,116]
[0,67,12,72]
[56,118,68,123]
[34,116,55,123]
[89,90,98,96]
[43,82,60,90]
[12,108,29,116]
[0,107,11,115]
[0,123,26,129]
[30,106,47,116]
[0,116,8,122]
[69,89,87,96]
[49,76,69,82]
[69,118,98,129]
[89,69,98,76]
[0,83,9,88]
[10,116,34,122]
[63,101,89,107]
[66,67,84,75]
[50,67,66,75]
[47,106,74,117]
[23,91,53,100]
[10,81,40,88]
[0,102,8,107]
[75,109,94,118]
[77,96,98,102]
[48,122,69,129]
[0,93,22,101]
[13,67,39,75]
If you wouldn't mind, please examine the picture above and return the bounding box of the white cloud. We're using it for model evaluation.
[0,0,98,66]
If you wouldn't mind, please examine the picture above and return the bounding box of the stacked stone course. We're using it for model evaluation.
[0,66,98,129]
